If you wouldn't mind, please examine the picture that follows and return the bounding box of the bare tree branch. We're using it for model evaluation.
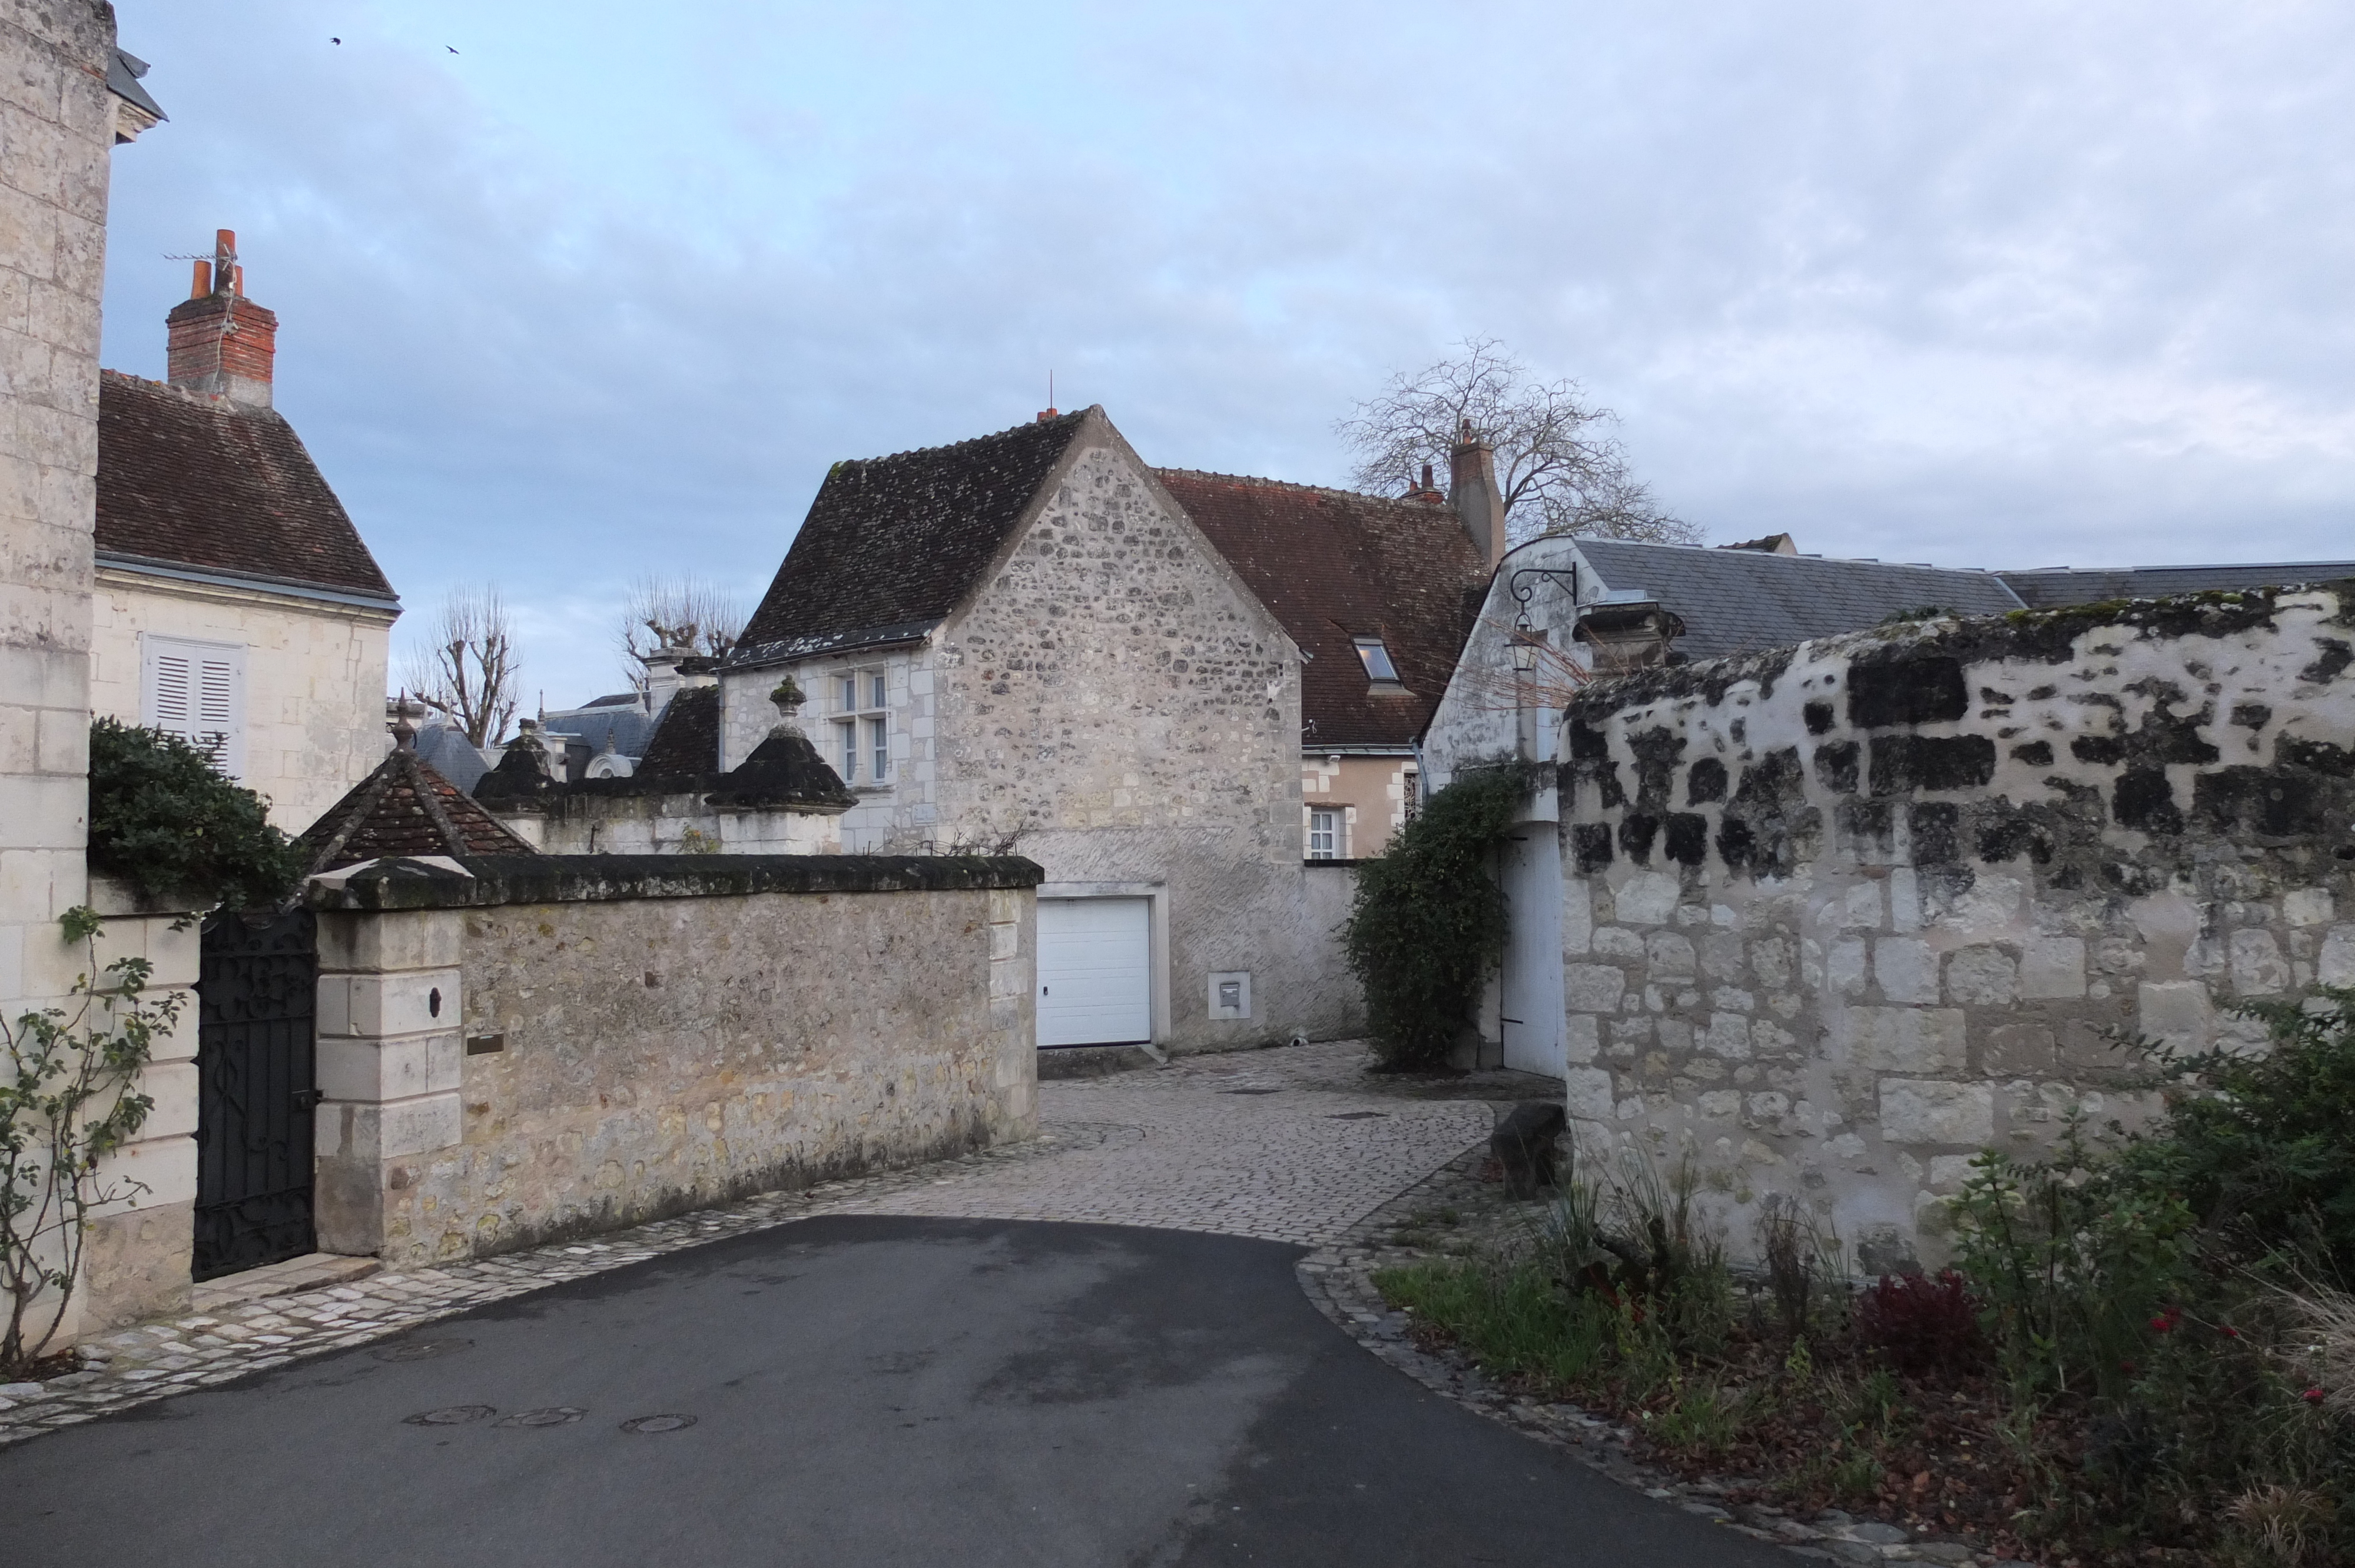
[400,585,520,747]
[615,574,745,696]
[1336,336,1702,546]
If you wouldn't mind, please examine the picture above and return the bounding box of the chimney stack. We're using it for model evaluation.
[167,228,277,408]
[1448,418,1506,570]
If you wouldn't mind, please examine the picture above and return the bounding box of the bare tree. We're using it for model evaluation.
[1336,337,1701,546]
[402,585,520,747]
[615,574,745,695]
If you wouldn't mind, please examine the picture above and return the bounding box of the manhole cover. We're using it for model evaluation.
[620,1414,698,1434]
[1220,1087,1281,1096]
[373,1338,472,1363]
[403,1405,494,1426]
[496,1407,586,1427]
[1328,1111,1388,1120]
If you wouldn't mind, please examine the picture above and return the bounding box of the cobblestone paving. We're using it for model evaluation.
[0,1040,1496,1448]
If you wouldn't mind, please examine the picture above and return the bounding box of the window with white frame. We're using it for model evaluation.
[141,634,246,778]
[1307,807,1341,859]
[831,667,890,784]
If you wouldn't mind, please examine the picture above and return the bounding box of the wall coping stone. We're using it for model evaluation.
[304,853,1044,911]
[85,873,213,920]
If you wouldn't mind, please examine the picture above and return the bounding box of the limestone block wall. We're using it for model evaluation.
[1,0,118,1348]
[309,854,1040,1268]
[1557,586,2355,1273]
[89,572,395,835]
[719,645,932,849]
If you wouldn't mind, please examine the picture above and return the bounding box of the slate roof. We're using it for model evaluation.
[95,371,397,603]
[412,724,489,793]
[1154,470,1488,748]
[1571,540,2025,662]
[732,410,1090,667]
[1996,562,2355,609]
[297,745,538,875]
[543,704,659,761]
[635,687,722,777]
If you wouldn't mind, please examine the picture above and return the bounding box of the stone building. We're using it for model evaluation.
[0,0,180,1345]
[1154,461,1491,862]
[89,230,402,833]
[718,406,1381,1055]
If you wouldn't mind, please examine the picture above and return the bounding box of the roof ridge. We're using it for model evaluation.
[837,407,1089,470]
[99,366,282,416]
[1153,466,1444,511]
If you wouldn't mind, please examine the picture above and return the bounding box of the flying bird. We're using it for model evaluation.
[330,36,340,44]
[446,45,459,53]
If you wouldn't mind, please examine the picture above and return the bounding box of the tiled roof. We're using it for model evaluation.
[297,746,537,874]
[732,410,1089,665]
[1572,541,2025,661]
[95,371,396,603]
[1997,563,2355,609]
[635,686,721,776]
[1155,470,1488,748]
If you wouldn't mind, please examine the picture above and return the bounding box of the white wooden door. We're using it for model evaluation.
[1036,897,1152,1048]
[1500,826,1566,1077]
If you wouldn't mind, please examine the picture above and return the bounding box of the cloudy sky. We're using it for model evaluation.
[101,2,2355,709]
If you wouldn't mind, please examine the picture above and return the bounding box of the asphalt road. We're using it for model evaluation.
[0,1217,1786,1567]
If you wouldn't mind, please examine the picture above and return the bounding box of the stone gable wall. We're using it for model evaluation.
[1555,586,2355,1273]
[933,438,1361,1049]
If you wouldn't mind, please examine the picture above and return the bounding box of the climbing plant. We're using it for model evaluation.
[1,908,177,1373]
[1342,760,1545,1069]
[88,719,301,911]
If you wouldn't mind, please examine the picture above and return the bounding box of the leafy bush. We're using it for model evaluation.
[87,719,302,911]
[1853,1270,1981,1376]
[1341,760,1543,1069]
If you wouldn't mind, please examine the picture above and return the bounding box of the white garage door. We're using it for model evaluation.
[1036,896,1153,1048]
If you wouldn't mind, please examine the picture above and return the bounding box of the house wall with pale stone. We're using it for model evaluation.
[1555,585,2355,1275]
[89,568,393,835]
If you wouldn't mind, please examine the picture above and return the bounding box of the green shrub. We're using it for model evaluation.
[1341,760,1542,1069]
[87,719,302,911]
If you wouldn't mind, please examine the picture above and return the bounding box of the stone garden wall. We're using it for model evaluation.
[309,854,1039,1269]
[1556,584,2355,1273]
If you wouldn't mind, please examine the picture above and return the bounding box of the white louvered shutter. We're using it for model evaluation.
[141,635,246,779]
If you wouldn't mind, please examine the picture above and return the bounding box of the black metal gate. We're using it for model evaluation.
[194,909,320,1280]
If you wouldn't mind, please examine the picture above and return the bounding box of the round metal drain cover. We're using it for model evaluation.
[496,1406,586,1427]
[403,1405,495,1426]
[374,1338,472,1363]
[620,1414,698,1434]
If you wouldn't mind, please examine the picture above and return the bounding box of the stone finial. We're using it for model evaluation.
[389,693,423,750]
[768,676,806,739]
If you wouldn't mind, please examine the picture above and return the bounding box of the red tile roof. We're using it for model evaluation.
[95,370,396,603]
[1154,470,1491,748]
[298,746,538,873]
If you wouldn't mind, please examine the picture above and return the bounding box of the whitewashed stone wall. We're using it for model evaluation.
[496,792,842,855]
[89,571,394,835]
[1557,586,2355,1273]
[308,856,1039,1267]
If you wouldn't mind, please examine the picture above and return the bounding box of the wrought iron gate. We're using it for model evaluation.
[194,909,320,1280]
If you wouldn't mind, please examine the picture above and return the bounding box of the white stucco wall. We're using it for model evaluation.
[91,569,394,835]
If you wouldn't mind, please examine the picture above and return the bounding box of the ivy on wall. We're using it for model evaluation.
[87,719,302,911]
[1342,760,1545,1070]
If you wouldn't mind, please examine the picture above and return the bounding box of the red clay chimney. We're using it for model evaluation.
[167,228,277,408]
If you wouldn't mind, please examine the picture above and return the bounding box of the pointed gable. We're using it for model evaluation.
[298,746,539,875]
[731,410,1088,666]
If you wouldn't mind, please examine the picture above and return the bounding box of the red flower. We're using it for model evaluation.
[2305,1387,2327,1406]
[2150,1308,2181,1333]
[2120,1359,2137,1374]
[2219,1326,2241,1339]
